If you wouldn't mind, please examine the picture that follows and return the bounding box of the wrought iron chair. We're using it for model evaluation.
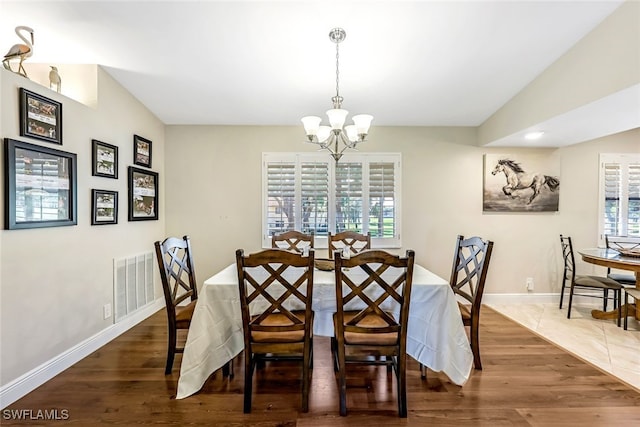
[605,235,640,286]
[236,248,315,413]
[332,249,415,417]
[559,235,622,326]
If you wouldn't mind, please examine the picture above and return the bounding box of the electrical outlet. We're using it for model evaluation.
[526,277,534,291]
[103,303,112,319]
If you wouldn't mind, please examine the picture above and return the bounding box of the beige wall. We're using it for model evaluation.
[164,124,639,298]
[0,67,165,385]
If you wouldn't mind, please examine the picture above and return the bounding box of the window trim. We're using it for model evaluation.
[262,152,402,249]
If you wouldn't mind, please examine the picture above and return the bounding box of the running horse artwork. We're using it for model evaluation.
[484,156,560,212]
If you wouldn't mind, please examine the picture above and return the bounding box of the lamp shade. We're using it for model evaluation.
[352,114,373,135]
[344,125,357,142]
[301,116,322,135]
[326,109,348,130]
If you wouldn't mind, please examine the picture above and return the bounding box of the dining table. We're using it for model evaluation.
[578,248,640,321]
[175,261,473,399]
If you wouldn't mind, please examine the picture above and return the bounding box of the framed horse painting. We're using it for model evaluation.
[483,154,560,212]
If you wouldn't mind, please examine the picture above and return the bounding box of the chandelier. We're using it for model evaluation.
[301,28,373,162]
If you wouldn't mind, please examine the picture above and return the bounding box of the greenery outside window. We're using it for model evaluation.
[263,152,401,248]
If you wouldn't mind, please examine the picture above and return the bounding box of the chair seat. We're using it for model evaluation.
[574,275,623,289]
[337,311,399,346]
[251,312,308,343]
[607,273,636,285]
[175,300,197,327]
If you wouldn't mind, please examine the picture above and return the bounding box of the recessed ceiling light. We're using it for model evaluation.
[524,131,545,140]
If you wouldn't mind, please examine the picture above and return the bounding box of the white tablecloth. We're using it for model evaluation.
[176,263,473,399]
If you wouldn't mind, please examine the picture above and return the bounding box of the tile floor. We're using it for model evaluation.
[488,301,640,392]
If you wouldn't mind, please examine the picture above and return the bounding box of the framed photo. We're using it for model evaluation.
[133,134,152,168]
[91,189,118,225]
[128,166,158,221]
[92,139,118,179]
[4,138,77,229]
[19,88,63,145]
[483,153,560,212]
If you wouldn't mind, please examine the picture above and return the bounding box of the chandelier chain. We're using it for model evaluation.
[335,41,340,102]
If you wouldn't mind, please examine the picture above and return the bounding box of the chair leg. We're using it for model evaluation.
[165,327,177,375]
[222,359,234,378]
[624,292,629,330]
[397,354,407,418]
[301,339,312,413]
[616,289,621,328]
[567,285,575,319]
[337,343,347,416]
[243,351,254,413]
[331,337,338,373]
[470,318,482,370]
[603,289,609,312]
[559,277,566,309]
[420,363,427,379]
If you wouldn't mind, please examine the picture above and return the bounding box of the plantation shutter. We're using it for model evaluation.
[603,163,622,236]
[628,162,640,236]
[266,162,296,236]
[335,162,363,232]
[301,162,329,235]
[599,154,640,243]
[263,152,401,248]
[369,162,395,238]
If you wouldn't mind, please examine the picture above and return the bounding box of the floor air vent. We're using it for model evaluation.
[113,252,155,323]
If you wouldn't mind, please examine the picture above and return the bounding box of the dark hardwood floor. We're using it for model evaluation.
[3,307,640,425]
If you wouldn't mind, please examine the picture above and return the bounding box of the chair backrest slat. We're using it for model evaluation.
[154,235,198,315]
[335,249,415,336]
[328,231,371,258]
[236,248,315,335]
[271,231,314,253]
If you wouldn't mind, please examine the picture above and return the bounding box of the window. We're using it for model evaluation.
[598,153,640,245]
[263,152,401,248]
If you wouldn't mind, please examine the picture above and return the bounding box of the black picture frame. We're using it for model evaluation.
[91,189,118,225]
[4,138,77,229]
[19,88,63,145]
[92,139,118,179]
[133,134,152,168]
[128,166,158,221]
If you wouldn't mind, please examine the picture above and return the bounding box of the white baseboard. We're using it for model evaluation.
[0,299,164,409]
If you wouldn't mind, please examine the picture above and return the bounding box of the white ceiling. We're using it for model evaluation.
[1,0,636,147]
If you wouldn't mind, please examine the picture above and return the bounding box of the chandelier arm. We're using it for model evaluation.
[338,131,358,150]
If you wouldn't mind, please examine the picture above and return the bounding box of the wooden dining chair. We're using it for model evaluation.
[605,235,640,287]
[559,235,622,325]
[328,231,371,258]
[422,235,493,375]
[271,230,314,253]
[235,248,315,413]
[154,235,199,375]
[450,235,493,370]
[333,249,415,417]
